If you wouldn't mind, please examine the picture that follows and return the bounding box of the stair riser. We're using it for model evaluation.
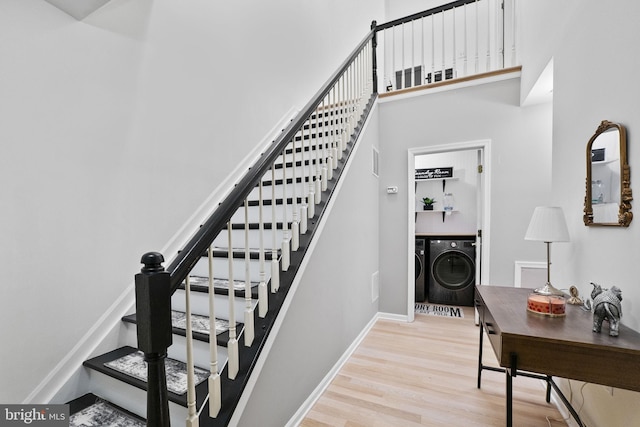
[168,333,229,373]
[173,289,258,324]
[248,182,313,201]
[230,203,303,223]
[120,321,228,370]
[259,165,310,181]
[190,256,271,282]
[213,228,287,250]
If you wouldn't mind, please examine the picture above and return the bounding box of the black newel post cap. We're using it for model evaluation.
[135,251,173,354]
[140,251,165,273]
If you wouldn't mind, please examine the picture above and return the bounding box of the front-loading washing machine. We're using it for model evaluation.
[428,238,476,306]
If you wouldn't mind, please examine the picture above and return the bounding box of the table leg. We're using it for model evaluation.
[477,323,484,389]
[506,368,513,427]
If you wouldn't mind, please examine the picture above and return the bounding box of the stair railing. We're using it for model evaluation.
[375,0,517,93]
[134,25,377,426]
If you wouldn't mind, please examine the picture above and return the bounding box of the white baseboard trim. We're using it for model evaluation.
[377,311,410,322]
[24,287,135,403]
[285,313,386,427]
[24,108,299,405]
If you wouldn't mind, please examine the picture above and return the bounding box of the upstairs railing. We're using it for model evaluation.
[134,26,377,427]
[375,0,516,93]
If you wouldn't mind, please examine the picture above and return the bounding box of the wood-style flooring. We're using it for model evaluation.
[300,306,567,426]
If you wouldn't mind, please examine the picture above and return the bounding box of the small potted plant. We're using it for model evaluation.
[422,197,436,210]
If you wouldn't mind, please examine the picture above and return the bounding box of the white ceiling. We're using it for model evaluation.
[44,0,111,20]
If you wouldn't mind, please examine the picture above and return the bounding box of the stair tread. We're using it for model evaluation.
[68,393,145,426]
[122,310,243,345]
[83,346,209,408]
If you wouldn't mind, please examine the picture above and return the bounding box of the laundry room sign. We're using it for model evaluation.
[415,167,453,180]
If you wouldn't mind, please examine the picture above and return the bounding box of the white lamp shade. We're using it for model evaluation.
[525,206,570,242]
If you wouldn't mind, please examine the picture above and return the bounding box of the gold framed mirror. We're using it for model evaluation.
[584,120,632,226]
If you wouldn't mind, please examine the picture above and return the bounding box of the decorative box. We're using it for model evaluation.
[527,293,566,317]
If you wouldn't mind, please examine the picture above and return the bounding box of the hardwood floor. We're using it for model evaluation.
[300,306,568,426]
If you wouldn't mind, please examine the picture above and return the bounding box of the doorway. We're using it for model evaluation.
[407,140,491,322]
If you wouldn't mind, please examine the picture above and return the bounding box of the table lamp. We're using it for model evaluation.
[524,206,570,296]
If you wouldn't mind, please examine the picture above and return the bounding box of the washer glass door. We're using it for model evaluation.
[432,250,475,290]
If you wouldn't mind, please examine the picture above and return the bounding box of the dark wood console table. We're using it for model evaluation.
[475,285,640,426]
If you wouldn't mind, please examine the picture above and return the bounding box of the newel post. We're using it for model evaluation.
[371,20,378,94]
[135,252,173,427]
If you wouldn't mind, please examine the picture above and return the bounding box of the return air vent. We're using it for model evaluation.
[372,147,379,177]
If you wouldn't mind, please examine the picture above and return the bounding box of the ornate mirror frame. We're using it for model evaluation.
[584,120,633,226]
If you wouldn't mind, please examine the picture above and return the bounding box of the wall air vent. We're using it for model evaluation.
[372,146,379,177]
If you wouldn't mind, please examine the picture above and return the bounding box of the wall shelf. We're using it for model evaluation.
[416,209,458,222]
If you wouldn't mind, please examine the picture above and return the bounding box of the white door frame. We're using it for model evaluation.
[407,140,492,322]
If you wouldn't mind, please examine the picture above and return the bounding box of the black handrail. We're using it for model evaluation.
[375,0,478,32]
[165,29,376,292]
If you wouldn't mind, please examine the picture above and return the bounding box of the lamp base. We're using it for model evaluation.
[534,283,565,296]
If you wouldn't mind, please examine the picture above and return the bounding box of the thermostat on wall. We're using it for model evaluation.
[387,186,398,194]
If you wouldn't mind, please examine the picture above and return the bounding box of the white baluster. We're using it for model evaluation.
[441,11,445,79]
[270,165,280,292]
[331,86,338,171]
[391,24,396,90]
[421,17,425,86]
[184,276,199,427]
[486,0,491,71]
[340,75,345,153]
[291,136,300,251]
[258,179,268,317]
[321,97,328,192]
[226,225,239,379]
[300,123,309,233]
[314,107,322,204]
[463,3,468,76]
[207,247,221,418]
[475,0,479,73]
[281,152,291,272]
[243,199,254,347]
[306,116,316,218]
[432,13,436,82]
[452,7,457,77]
[401,22,405,89]
[336,77,344,160]
[511,0,516,66]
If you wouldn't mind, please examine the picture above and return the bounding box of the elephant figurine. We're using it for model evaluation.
[590,282,622,337]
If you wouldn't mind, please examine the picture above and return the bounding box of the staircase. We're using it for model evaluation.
[63,30,377,424]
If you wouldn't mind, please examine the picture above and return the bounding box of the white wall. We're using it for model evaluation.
[0,0,383,403]
[522,0,640,425]
[385,0,451,21]
[377,78,552,315]
[236,107,380,427]
[415,150,478,236]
